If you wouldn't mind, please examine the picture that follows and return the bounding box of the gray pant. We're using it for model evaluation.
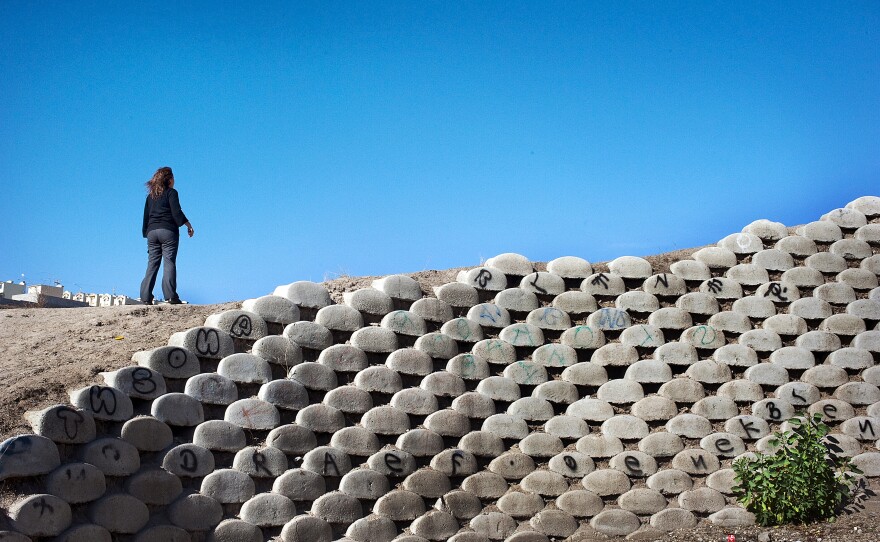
[140,229,180,302]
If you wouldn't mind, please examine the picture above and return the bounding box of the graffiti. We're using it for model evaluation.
[195,328,221,356]
[451,450,464,476]
[131,367,157,395]
[706,278,723,294]
[102,444,120,461]
[654,274,669,288]
[253,450,272,476]
[529,273,547,295]
[563,455,577,471]
[765,282,789,302]
[167,347,188,369]
[89,386,117,415]
[55,407,85,440]
[230,314,253,337]
[590,273,609,290]
[475,269,492,288]
[693,325,717,346]
[180,449,198,473]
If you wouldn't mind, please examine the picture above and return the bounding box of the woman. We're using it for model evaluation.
[139,167,194,305]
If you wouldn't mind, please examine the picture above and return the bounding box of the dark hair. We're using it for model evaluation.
[146,167,174,200]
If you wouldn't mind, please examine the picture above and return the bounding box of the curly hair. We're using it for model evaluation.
[146,167,174,200]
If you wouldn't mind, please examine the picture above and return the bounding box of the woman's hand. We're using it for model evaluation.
[186,222,195,238]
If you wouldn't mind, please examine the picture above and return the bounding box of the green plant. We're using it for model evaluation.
[732,413,871,526]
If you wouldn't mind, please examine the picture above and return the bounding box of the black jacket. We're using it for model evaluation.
[143,188,189,238]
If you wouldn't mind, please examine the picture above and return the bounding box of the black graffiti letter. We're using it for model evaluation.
[714,438,734,454]
[529,273,547,295]
[253,451,271,476]
[195,328,220,356]
[32,497,54,516]
[591,273,609,290]
[55,407,85,440]
[102,444,121,461]
[707,278,723,294]
[231,315,253,338]
[654,274,669,288]
[167,347,187,369]
[823,403,838,420]
[739,418,761,438]
[623,455,643,476]
[384,453,403,473]
[131,368,157,395]
[475,269,492,288]
[323,452,340,476]
[563,455,578,471]
[180,449,198,473]
[858,419,876,438]
[451,451,464,476]
[766,401,782,421]
[89,386,117,415]
[690,454,708,471]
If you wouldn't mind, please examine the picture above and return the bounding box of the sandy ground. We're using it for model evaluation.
[1,246,879,541]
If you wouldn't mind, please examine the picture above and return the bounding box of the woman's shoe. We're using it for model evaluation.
[168,298,183,305]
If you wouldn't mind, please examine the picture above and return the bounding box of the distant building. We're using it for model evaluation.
[85,293,99,307]
[28,284,63,298]
[98,293,114,307]
[0,281,26,299]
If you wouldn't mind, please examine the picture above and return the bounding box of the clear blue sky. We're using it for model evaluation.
[2,2,878,304]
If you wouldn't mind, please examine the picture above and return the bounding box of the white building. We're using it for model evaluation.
[0,281,26,299]
[28,284,64,297]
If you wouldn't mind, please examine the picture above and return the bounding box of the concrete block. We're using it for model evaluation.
[676,293,720,316]
[821,313,867,336]
[459,266,507,291]
[89,494,149,533]
[692,396,738,420]
[481,414,529,439]
[618,488,667,515]
[678,487,726,514]
[411,297,455,323]
[280,516,331,542]
[592,343,638,367]
[582,468,630,496]
[597,379,644,404]
[650,508,697,530]
[274,281,332,309]
[284,321,333,350]
[461,471,508,499]
[290,362,338,390]
[566,398,614,421]
[124,468,182,505]
[303,446,352,477]
[744,219,788,241]
[590,509,640,537]
[707,468,738,494]
[0,435,60,481]
[530,509,578,538]
[324,386,374,415]
[601,415,649,440]
[560,324,606,349]
[672,448,720,474]
[361,406,410,435]
[81,437,139,476]
[458,431,505,458]
[169,326,234,359]
[520,469,568,496]
[273,468,326,501]
[658,378,705,402]
[69,385,133,422]
[167,493,223,531]
[776,235,818,257]
[802,365,849,388]
[476,375,520,402]
[8,494,71,537]
[388,348,434,376]
[452,392,496,419]
[425,409,471,437]
[403,468,451,498]
[638,432,684,457]
[561,362,608,387]
[725,415,770,440]
[740,329,783,353]
[713,344,759,368]
[200,469,256,504]
[745,363,790,386]
[646,468,693,495]
[240,493,297,527]
[808,253,849,275]
[547,256,593,278]
[498,491,545,518]
[520,271,565,296]
[625,361,673,385]
[382,310,428,336]
[421,371,467,398]
[852,452,880,477]
[552,291,598,314]
[776,381,821,406]
[344,288,394,316]
[620,324,665,348]
[133,345,200,378]
[472,338,517,365]
[411,510,460,541]
[835,382,880,405]
[654,342,699,366]
[441,317,484,342]
[846,299,880,320]
[581,272,625,296]
[205,309,267,340]
[415,332,459,359]
[685,360,732,384]
[346,515,397,542]
[838,269,879,291]
[643,272,687,297]
[666,413,713,438]
[694,246,737,269]
[330,427,381,457]
[831,239,873,260]
[532,380,579,404]
[397,429,444,457]
[162,443,214,477]
[392,388,439,416]
[769,346,815,370]
[374,490,426,520]
[733,295,778,320]
[242,295,299,325]
[504,361,548,386]
[46,462,106,503]
[808,399,855,423]
[311,491,364,525]
[719,232,763,254]
[259,379,310,411]
[25,405,96,444]
[841,416,879,440]
[708,311,751,334]
[434,282,479,308]
[681,325,726,349]
[708,507,756,527]
[797,220,843,242]
[847,195,880,216]
[467,303,511,328]
[495,287,540,312]
[316,304,364,331]
[854,330,880,352]
[133,525,191,542]
[751,398,794,423]
[234,445,287,477]
[54,524,112,542]
[526,306,571,330]
[587,307,632,331]
[185,373,238,405]
[151,392,204,426]
[555,489,603,518]
[548,451,594,476]
[372,275,422,301]
[295,403,344,433]
[610,450,657,477]
[519,432,563,457]
[670,259,712,281]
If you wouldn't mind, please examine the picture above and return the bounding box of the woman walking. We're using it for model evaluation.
[139,166,194,305]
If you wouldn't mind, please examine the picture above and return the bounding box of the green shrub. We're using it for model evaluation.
[732,413,870,526]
